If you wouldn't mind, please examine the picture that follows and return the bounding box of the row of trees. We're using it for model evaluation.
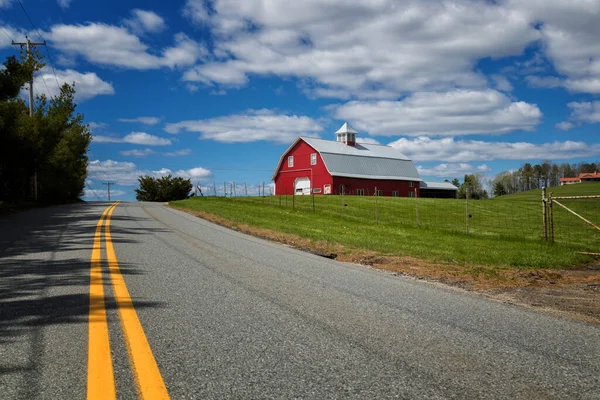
[135,175,193,202]
[0,53,90,204]
[444,175,489,200]
[491,161,599,197]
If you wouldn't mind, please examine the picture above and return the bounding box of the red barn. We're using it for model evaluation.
[272,123,422,197]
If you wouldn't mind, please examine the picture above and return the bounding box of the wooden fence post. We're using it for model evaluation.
[465,187,470,235]
[341,186,344,219]
[542,187,548,241]
[549,192,554,243]
[312,190,315,212]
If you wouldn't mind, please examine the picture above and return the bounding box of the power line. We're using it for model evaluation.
[36,69,51,97]
[0,25,13,42]
[0,6,16,42]
[15,0,61,91]
[32,81,41,98]
[86,183,104,201]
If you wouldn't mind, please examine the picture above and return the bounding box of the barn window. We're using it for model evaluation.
[310,153,317,165]
[288,156,294,167]
[356,189,365,196]
[409,181,414,187]
[392,191,399,197]
[339,185,345,195]
[409,191,415,198]
[324,184,331,194]
[375,189,382,196]
[313,188,322,194]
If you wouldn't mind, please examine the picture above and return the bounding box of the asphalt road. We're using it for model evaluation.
[1,201,599,399]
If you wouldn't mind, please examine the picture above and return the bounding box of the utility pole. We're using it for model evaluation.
[103,182,115,202]
[12,37,46,202]
[12,37,46,117]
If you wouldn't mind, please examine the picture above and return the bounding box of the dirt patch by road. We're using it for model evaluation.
[173,206,600,325]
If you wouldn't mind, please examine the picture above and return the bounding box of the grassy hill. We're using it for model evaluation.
[171,184,600,268]
[492,182,600,201]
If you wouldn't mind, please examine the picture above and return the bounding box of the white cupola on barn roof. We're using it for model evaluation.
[335,122,357,146]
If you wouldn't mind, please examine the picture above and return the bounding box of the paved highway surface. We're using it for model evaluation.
[1,201,599,399]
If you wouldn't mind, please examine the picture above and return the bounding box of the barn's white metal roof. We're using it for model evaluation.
[301,137,412,160]
[301,137,421,181]
[421,181,459,191]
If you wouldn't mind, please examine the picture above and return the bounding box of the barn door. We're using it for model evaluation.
[294,178,311,195]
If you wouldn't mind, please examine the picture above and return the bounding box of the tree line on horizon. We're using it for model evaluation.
[0,52,90,205]
[491,161,599,197]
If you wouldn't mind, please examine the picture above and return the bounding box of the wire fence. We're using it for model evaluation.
[194,182,600,253]
[548,194,600,253]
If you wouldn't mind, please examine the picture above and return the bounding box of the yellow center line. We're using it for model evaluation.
[87,202,119,400]
[105,203,170,400]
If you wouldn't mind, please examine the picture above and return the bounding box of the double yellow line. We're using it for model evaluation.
[88,202,170,400]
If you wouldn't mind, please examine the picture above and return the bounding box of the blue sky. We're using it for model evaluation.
[1,0,599,200]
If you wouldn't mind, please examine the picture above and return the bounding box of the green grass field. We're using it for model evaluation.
[171,182,600,269]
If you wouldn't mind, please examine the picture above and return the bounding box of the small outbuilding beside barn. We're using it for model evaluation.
[272,123,457,198]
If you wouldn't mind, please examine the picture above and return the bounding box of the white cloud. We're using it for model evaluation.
[355,137,380,145]
[389,137,600,162]
[32,67,114,101]
[93,132,172,146]
[164,109,324,143]
[88,122,107,131]
[48,23,205,70]
[120,148,156,157]
[555,121,575,131]
[333,89,541,136]
[567,101,600,124]
[87,160,140,186]
[57,0,72,9]
[87,159,212,187]
[183,0,539,98]
[491,74,513,92]
[118,116,161,125]
[180,1,600,99]
[173,167,212,180]
[125,9,166,34]
[186,84,199,93]
[0,25,26,48]
[511,0,600,95]
[182,0,211,24]
[163,149,192,156]
[525,76,563,89]
[83,188,126,199]
[417,163,491,178]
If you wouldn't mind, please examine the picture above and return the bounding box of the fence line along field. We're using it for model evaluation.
[173,182,600,268]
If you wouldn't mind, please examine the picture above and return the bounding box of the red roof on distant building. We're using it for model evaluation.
[559,177,580,182]
[579,172,600,179]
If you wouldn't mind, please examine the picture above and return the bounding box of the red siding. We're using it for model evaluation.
[274,140,332,195]
[273,138,420,197]
[332,177,420,197]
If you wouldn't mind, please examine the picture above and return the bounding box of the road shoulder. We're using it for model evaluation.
[171,205,600,325]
